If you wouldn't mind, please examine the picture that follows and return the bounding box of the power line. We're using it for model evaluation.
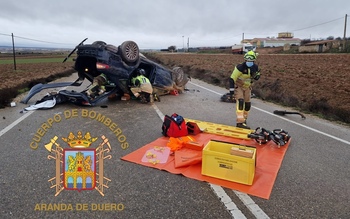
[0,33,11,37]
[13,35,73,45]
[245,16,345,37]
[291,16,344,32]
[190,16,347,46]
[0,32,75,46]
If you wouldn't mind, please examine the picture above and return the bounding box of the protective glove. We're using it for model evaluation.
[253,70,261,80]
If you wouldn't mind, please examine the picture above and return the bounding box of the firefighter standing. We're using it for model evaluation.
[229,51,261,129]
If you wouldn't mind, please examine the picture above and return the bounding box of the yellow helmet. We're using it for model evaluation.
[244,51,257,61]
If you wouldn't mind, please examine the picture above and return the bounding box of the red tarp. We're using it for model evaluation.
[121,133,290,199]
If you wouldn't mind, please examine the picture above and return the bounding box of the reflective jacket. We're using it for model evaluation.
[230,62,259,88]
[131,75,151,86]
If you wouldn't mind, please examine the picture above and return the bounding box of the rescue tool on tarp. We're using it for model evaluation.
[273,110,306,119]
[247,127,291,147]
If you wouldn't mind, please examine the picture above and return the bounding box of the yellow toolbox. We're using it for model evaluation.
[201,140,256,185]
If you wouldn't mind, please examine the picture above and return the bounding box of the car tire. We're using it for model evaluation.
[172,67,189,89]
[120,41,140,64]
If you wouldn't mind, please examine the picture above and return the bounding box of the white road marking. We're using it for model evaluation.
[188,81,223,95]
[0,111,34,137]
[152,102,165,119]
[211,184,247,219]
[189,80,350,145]
[188,80,350,217]
[234,191,270,219]
[152,103,246,218]
[185,82,271,218]
[252,107,350,146]
[0,84,71,138]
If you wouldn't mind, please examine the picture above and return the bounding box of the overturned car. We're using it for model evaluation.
[21,39,189,107]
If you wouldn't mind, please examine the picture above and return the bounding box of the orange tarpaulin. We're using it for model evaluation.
[121,133,291,199]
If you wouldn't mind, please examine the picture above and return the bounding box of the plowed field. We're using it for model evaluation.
[0,60,74,106]
[146,53,350,124]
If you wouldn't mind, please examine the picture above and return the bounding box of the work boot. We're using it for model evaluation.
[140,96,147,104]
[221,93,235,103]
[236,122,250,129]
[153,93,160,102]
[144,93,152,103]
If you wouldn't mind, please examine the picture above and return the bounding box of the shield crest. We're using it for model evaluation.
[63,149,96,191]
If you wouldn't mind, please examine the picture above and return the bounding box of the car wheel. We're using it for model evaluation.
[120,41,139,64]
[172,67,190,89]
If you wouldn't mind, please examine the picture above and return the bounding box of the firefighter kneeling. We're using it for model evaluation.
[130,68,155,103]
[86,74,109,99]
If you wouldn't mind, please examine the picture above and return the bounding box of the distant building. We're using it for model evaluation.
[251,37,301,48]
[278,32,294,38]
[298,40,341,53]
[249,32,301,48]
[242,39,254,44]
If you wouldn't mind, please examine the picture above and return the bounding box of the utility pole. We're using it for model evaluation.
[242,33,244,43]
[343,14,347,51]
[182,36,184,52]
[187,37,189,52]
[11,33,16,70]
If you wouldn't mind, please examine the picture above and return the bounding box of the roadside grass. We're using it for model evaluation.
[0,57,73,64]
[0,52,76,63]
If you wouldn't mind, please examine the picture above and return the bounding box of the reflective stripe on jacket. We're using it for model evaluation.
[230,62,259,88]
[131,75,151,86]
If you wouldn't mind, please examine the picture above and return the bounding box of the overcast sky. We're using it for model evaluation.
[0,0,349,49]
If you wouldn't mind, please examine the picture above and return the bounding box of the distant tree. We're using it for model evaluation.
[327,36,334,40]
[335,37,342,40]
[300,39,311,46]
[168,45,176,52]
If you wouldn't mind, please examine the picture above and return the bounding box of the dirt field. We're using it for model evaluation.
[1,52,350,124]
[0,61,75,106]
[145,53,350,124]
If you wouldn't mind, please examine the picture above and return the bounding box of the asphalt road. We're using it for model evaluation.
[0,75,349,219]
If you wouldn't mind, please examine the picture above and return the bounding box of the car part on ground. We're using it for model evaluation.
[21,78,85,104]
[273,110,306,119]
